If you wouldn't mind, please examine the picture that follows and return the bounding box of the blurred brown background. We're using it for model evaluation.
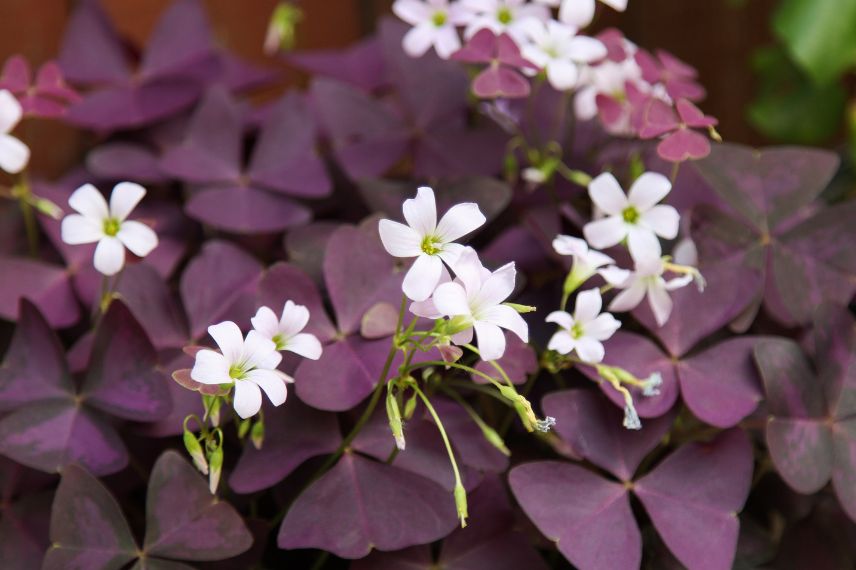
[0,0,779,177]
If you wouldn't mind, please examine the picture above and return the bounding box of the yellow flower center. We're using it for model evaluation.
[421,235,442,255]
[103,218,120,236]
[432,11,447,26]
[622,206,640,224]
[497,7,513,24]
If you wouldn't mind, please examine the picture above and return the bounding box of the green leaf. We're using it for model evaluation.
[747,47,846,144]
[773,0,856,85]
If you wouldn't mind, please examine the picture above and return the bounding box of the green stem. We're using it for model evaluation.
[405,360,506,392]
[19,196,38,258]
[412,383,467,527]
[463,343,513,387]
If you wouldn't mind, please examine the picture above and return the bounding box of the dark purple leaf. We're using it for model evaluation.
[230,399,341,493]
[58,0,130,86]
[43,464,137,570]
[542,390,675,481]
[180,240,263,340]
[0,257,79,328]
[115,263,189,350]
[509,461,640,570]
[87,142,167,183]
[143,451,252,561]
[634,429,754,570]
[288,36,386,92]
[278,452,457,558]
[0,492,52,569]
[283,222,341,285]
[184,184,312,233]
[81,300,171,422]
[473,332,537,385]
[0,300,73,410]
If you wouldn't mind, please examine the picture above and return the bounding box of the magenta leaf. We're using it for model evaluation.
[288,36,387,92]
[114,263,190,351]
[0,299,73,409]
[229,399,341,494]
[509,461,640,570]
[86,142,167,183]
[277,452,457,558]
[43,464,138,570]
[634,429,754,570]
[143,451,252,560]
[81,300,172,422]
[0,257,80,328]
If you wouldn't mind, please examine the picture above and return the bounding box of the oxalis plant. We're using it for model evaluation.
[0,0,854,569]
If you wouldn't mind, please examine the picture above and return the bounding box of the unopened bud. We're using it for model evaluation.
[264,2,303,55]
[504,302,537,314]
[438,344,464,366]
[251,418,265,450]
[237,418,251,439]
[403,392,418,420]
[33,197,63,219]
[480,423,510,456]
[454,483,469,528]
[208,445,223,494]
[183,428,208,475]
[386,389,406,451]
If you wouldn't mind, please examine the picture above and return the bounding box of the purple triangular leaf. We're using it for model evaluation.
[184,185,312,234]
[138,0,216,81]
[230,399,341,494]
[87,142,167,183]
[143,450,252,560]
[678,338,764,428]
[0,257,80,328]
[0,491,52,570]
[509,461,640,570]
[114,263,190,350]
[277,452,457,558]
[180,240,263,340]
[0,299,73,410]
[58,0,130,86]
[288,36,386,92]
[814,304,856,418]
[543,389,675,481]
[42,464,137,570]
[832,419,856,522]
[634,429,754,570]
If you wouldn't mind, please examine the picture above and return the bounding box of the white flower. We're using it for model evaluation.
[60,182,158,276]
[557,0,628,28]
[546,288,620,363]
[0,90,30,174]
[461,0,550,43]
[582,172,679,262]
[393,0,470,59]
[191,321,290,419]
[574,55,642,123]
[379,186,486,301]
[600,256,693,326]
[251,300,323,359]
[553,234,614,292]
[519,19,606,91]
[429,247,528,361]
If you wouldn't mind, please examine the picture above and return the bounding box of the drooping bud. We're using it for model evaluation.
[207,444,223,494]
[33,196,63,219]
[237,417,251,439]
[438,344,464,366]
[504,302,537,314]
[454,482,469,528]
[479,423,510,456]
[183,426,208,475]
[263,2,303,55]
[386,389,406,451]
[251,418,265,450]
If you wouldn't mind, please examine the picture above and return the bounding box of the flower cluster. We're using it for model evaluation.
[393,0,719,162]
[379,186,528,362]
[547,170,701,429]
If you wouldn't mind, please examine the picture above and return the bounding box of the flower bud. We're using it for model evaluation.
[208,445,223,494]
[34,197,63,219]
[251,418,265,450]
[183,428,208,475]
[263,2,303,55]
[504,302,537,314]
[237,418,251,439]
[454,483,469,528]
[479,423,510,456]
[386,389,406,451]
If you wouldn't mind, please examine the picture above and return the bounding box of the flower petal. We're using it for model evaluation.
[286,333,323,360]
[208,321,245,364]
[449,246,483,294]
[583,215,626,249]
[402,24,437,58]
[433,281,472,316]
[279,300,310,337]
[559,0,596,29]
[393,0,433,24]
[608,281,646,312]
[548,330,575,354]
[251,306,280,340]
[451,327,474,345]
[0,90,22,132]
[436,202,486,243]
[246,368,287,407]
[109,182,146,221]
[546,310,574,330]
[475,262,516,308]
[647,281,673,326]
[480,304,528,342]
[568,36,607,63]
[546,60,579,90]
[627,172,671,210]
[588,172,627,215]
[434,26,462,59]
[574,288,603,324]
[69,183,109,221]
[403,253,444,302]
[598,266,631,286]
[61,214,103,245]
[575,337,605,363]
[93,236,125,276]
[473,320,506,361]
[379,219,422,258]
[403,186,437,237]
[626,226,662,263]
[0,133,29,174]
[191,349,231,385]
[586,312,621,341]
[641,205,679,240]
[233,380,262,419]
[116,220,157,257]
[552,235,588,257]
[242,330,282,370]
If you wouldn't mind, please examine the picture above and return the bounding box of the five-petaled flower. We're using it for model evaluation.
[428,247,528,361]
[60,182,159,276]
[582,172,679,262]
[519,19,606,91]
[546,288,620,363]
[552,234,615,293]
[379,186,486,301]
[600,255,693,326]
[251,301,323,360]
[535,0,628,28]
[393,0,470,59]
[0,89,30,174]
[462,0,549,44]
[191,321,291,419]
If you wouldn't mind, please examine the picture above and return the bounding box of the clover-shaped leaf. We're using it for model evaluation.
[0,257,79,328]
[43,450,252,569]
